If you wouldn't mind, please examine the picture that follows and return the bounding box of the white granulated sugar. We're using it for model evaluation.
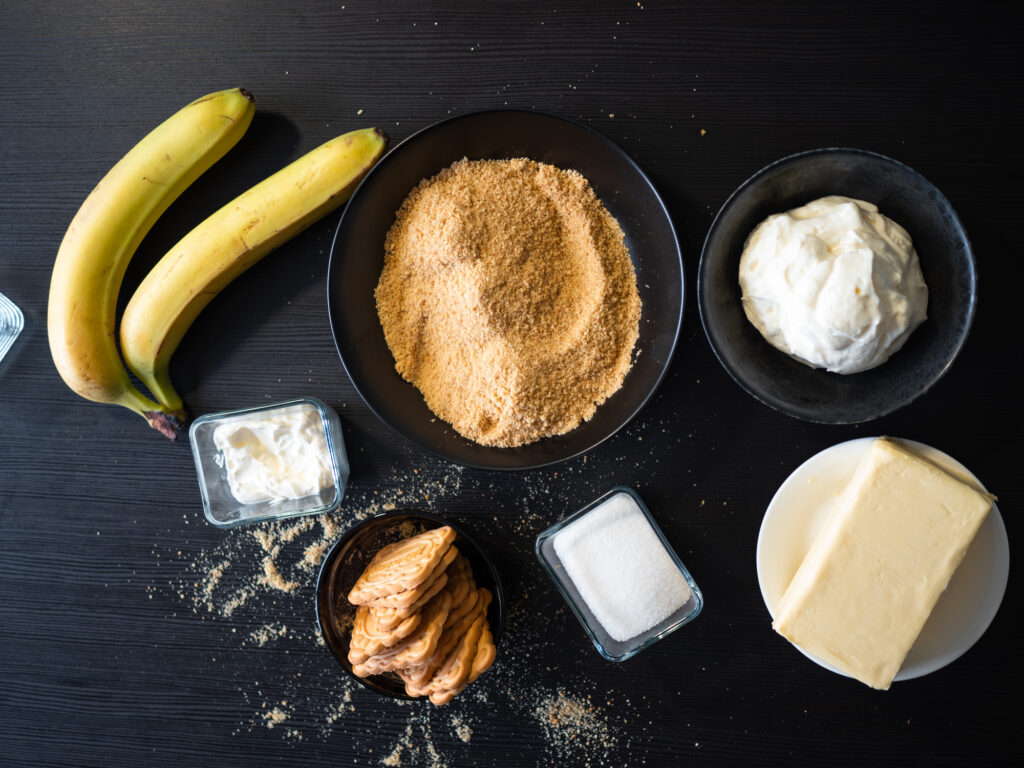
[553,492,691,642]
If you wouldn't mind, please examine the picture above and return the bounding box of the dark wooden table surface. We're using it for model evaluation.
[1,2,1020,766]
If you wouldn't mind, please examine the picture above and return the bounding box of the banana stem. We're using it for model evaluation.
[116,385,185,440]
[139,366,185,414]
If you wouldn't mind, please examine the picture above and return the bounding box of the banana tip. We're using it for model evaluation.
[239,87,255,103]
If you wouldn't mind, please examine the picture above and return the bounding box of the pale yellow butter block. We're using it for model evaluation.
[772,437,994,690]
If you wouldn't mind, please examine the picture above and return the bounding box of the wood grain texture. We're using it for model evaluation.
[1,0,1020,766]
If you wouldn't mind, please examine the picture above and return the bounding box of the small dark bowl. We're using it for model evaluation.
[698,148,976,424]
[328,109,683,469]
[315,511,505,700]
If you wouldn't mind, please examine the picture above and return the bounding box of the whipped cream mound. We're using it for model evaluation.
[213,404,332,504]
[738,196,928,374]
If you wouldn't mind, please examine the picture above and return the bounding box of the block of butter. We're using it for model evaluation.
[772,437,994,690]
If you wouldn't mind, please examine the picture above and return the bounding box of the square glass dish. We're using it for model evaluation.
[535,486,703,661]
[1,291,25,363]
[189,397,349,529]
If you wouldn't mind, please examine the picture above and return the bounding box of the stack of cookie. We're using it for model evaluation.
[347,525,497,705]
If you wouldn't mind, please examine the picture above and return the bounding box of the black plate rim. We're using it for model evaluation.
[326,108,684,470]
[697,146,977,424]
[314,509,506,701]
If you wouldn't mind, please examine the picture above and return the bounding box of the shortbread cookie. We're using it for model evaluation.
[348,526,456,604]
[368,603,414,632]
[444,581,482,630]
[425,617,495,705]
[351,591,452,677]
[366,571,450,630]
[408,589,483,684]
[399,668,464,704]
[406,569,451,611]
[395,666,428,697]
[467,621,496,683]
[428,684,465,706]
[404,588,491,688]
[401,673,432,698]
[362,545,458,610]
[443,556,472,609]
[427,614,486,695]
[348,605,421,664]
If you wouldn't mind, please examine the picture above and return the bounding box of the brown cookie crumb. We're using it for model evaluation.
[376,158,641,447]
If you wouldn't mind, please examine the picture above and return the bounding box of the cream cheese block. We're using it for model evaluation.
[772,437,994,690]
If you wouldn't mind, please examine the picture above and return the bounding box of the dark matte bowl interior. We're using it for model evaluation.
[698,148,976,424]
[328,110,683,469]
[315,511,505,700]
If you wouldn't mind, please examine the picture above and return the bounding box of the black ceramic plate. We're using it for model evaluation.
[327,110,683,469]
[698,148,976,424]
[315,511,505,700]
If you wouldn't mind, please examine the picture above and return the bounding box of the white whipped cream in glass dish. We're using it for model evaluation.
[212,403,332,504]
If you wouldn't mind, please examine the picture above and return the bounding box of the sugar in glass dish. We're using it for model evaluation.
[189,397,349,529]
[536,486,703,661]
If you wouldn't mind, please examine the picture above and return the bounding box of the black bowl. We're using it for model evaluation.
[315,511,505,700]
[698,148,976,424]
[328,110,683,469]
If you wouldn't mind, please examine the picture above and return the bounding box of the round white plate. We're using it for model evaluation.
[756,437,1009,682]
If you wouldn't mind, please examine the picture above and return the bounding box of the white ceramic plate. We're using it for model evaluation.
[756,437,1009,682]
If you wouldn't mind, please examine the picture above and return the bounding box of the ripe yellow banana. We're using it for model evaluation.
[120,126,389,413]
[48,87,255,439]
